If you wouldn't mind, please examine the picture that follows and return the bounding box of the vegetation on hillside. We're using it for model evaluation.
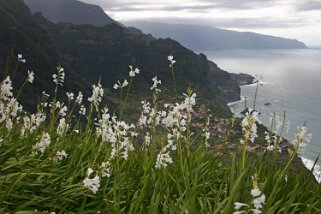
[0,55,320,213]
[0,0,246,114]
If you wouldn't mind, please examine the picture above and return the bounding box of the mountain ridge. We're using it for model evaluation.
[1,0,251,113]
[124,21,307,51]
[23,0,115,26]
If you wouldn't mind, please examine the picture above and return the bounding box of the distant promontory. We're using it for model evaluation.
[124,22,307,51]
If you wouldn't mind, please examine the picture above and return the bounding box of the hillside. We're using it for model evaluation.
[24,0,114,26]
[124,22,307,51]
[1,1,320,212]
[0,0,87,110]
[0,0,250,113]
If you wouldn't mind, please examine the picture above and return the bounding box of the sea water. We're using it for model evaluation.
[203,49,321,182]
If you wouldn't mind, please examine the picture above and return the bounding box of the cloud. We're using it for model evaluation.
[126,16,304,29]
[77,0,321,45]
[80,0,278,12]
[105,4,217,12]
[295,0,321,11]
[78,0,319,30]
[79,0,143,9]
[198,0,278,9]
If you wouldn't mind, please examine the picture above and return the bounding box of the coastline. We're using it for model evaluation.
[227,84,321,183]
[301,157,321,183]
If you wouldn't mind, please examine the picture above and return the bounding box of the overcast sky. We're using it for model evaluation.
[82,0,321,46]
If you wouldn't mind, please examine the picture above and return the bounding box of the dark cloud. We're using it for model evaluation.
[79,0,321,14]
[126,16,305,29]
[79,0,143,9]
[80,0,278,12]
[296,0,321,11]
[198,0,278,9]
[105,4,217,12]
[78,0,318,29]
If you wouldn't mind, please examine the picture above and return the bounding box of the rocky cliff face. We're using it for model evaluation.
[230,73,255,86]
[24,0,114,26]
[1,0,246,112]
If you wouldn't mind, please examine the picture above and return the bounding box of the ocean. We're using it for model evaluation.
[203,49,321,181]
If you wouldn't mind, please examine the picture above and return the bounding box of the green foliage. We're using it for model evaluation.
[0,2,319,213]
[1,125,320,213]
[1,55,321,213]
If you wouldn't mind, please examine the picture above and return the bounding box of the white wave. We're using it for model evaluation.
[270,99,281,103]
[242,81,271,87]
[301,157,321,183]
[227,100,243,106]
[227,96,246,106]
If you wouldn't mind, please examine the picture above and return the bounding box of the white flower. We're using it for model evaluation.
[113,79,129,90]
[155,152,173,169]
[27,70,34,83]
[240,108,261,144]
[123,79,129,87]
[76,92,83,104]
[205,132,210,140]
[145,132,151,145]
[250,175,265,213]
[87,168,94,177]
[168,55,176,67]
[59,106,68,117]
[292,125,312,156]
[79,105,86,115]
[21,113,46,136]
[233,175,265,214]
[55,150,68,160]
[264,131,271,144]
[53,66,65,86]
[83,175,100,194]
[88,81,104,106]
[101,161,111,178]
[18,54,26,63]
[57,118,69,136]
[252,194,266,210]
[150,76,161,93]
[234,202,249,210]
[129,65,140,77]
[33,132,51,154]
[1,76,13,101]
[251,188,261,197]
[204,131,211,148]
[141,101,150,114]
[130,131,138,137]
[232,211,246,214]
[139,115,147,126]
[181,92,197,114]
[6,118,13,131]
[266,145,274,151]
[54,101,62,109]
[180,119,186,127]
[166,132,177,151]
[42,91,50,99]
[66,92,74,101]
[250,209,262,214]
[7,98,23,117]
